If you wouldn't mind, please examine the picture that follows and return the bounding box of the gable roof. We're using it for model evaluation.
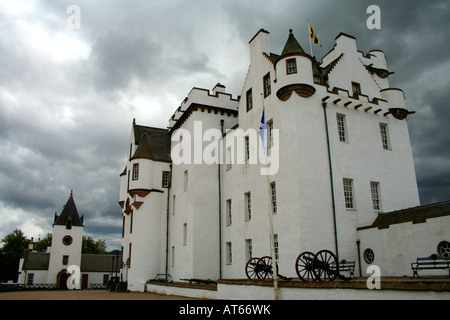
[54,192,84,227]
[358,200,450,230]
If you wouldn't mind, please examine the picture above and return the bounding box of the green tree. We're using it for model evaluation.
[36,233,52,252]
[0,229,29,282]
[82,236,107,254]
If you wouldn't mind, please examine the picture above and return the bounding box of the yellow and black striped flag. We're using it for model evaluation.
[309,22,321,47]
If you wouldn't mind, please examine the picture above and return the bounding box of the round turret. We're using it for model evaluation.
[380,88,413,120]
[274,30,316,101]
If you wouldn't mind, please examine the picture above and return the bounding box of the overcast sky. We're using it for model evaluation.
[0,0,448,251]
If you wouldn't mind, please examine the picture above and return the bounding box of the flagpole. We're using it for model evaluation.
[308,21,314,57]
[260,94,279,300]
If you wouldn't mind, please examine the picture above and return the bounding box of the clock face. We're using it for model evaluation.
[62,235,73,246]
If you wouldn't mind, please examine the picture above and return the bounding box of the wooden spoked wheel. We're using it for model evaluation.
[312,249,338,281]
[256,256,277,280]
[295,251,316,281]
[245,257,260,280]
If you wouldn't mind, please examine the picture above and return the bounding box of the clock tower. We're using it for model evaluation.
[47,191,84,288]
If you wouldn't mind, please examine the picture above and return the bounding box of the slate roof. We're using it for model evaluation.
[359,200,450,230]
[281,29,305,56]
[54,192,84,227]
[133,124,171,163]
[22,253,121,273]
[22,252,50,270]
[80,254,121,272]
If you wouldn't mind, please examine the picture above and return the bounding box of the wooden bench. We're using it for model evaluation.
[337,259,355,278]
[411,254,450,278]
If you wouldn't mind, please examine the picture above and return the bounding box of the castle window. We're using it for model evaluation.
[437,241,450,258]
[184,170,188,191]
[226,147,232,171]
[244,136,250,162]
[343,178,355,209]
[27,273,34,285]
[130,211,133,234]
[245,192,252,221]
[128,243,132,268]
[370,182,382,211]
[313,75,321,84]
[62,255,69,265]
[183,223,187,246]
[263,73,271,97]
[172,195,176,215]
[246,88,253,111]
[270,182,277,215]
[226,199,232,226]
[273,234,279,261]
[286,58,297,74]
[336,114,347,142]
[171,246,175,267]
[351,82,361,96]
[226,242,232,265]
[379,123,391,150]
[267,120,274,149]
[66,218,72,230]
[62,235,73,246]
[132,163,139,180]
[364,248,375,264]
[162,171,170,188]
[245,239,253,262]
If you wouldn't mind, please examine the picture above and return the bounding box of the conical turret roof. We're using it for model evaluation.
[54,191,84,227]
[281,29,305,56]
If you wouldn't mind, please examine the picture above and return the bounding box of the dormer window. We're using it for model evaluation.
[66,218,72,230]
[286,58,297,74]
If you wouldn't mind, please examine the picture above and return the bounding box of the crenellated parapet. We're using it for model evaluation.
[168,84,239,131]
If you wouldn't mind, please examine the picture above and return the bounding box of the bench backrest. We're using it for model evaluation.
[417,254,450,262]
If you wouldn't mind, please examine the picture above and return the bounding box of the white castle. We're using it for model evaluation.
[118,29,450,291]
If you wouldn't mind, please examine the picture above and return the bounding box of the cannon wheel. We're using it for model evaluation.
[245,257,260,280]
[295,251,316,281]
[256,256,277,280]
[312,250,338,281]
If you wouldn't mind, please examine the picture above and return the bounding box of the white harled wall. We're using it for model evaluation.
[119,29,423,288]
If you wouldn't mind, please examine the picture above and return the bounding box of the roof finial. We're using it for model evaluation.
[70,189,73,197]
[289,29,293,34]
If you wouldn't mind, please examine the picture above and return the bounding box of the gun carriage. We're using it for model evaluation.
[245,249,352,282]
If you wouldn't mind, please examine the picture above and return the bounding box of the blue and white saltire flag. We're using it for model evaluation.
[259,105,268,155]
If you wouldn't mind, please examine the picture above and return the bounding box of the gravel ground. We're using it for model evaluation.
[0,289,204,300]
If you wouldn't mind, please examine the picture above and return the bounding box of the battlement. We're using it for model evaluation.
[169,84,239,129]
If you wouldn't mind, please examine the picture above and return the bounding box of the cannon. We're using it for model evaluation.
[245,250,352,282]
[295,249,351,281]
[245,256,290,281]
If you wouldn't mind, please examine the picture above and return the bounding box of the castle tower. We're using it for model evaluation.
[119,120,172,291]
[47,191,84,288]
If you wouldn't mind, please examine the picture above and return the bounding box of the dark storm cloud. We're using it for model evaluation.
[0,0,448,249]
[89,30,163,92]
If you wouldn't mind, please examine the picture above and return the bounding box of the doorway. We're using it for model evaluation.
[57,270,68,289]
